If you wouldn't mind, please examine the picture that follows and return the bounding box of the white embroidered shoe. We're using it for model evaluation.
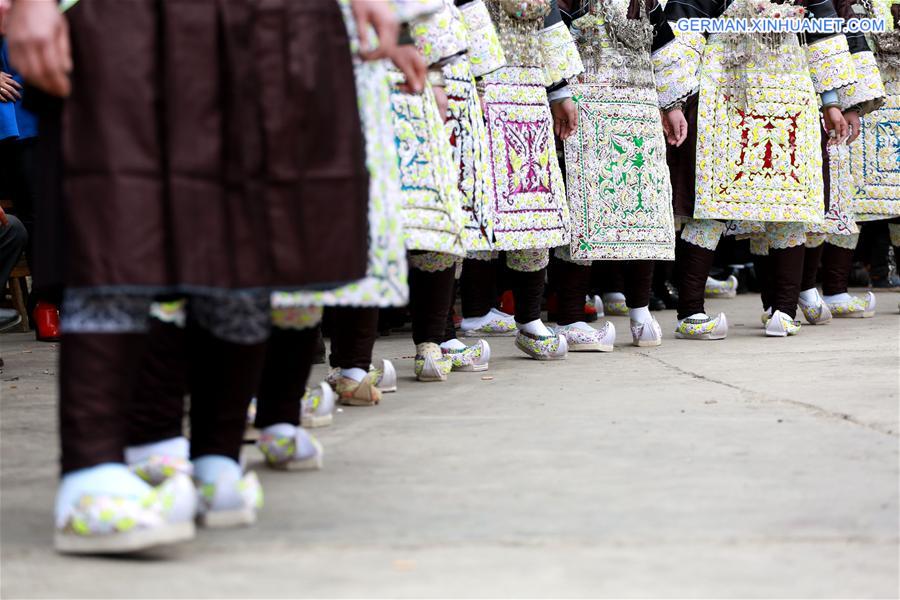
[515,330,568,360]
[704,275,738,298]
[765,310,801,337]
[301,382,336,428]
[827,291,876,318]
[674,313,728,340]
[552,321,614,352]
[631,316,662,347]
[442,339,491,372]
[798,290,833,325]
[415,342,452,382]
[460,308,517,337]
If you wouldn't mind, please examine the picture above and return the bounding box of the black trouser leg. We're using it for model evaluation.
[60,333,148,474]
[802,243,825,292]
[554,260,591,326]
[753,254,774,311]
[409,266,456,345]
[624,261,654,309]
[188,323,267,461]
[510,268,545,323]
[770,244,805,319]
[821,242,856,296]
[676,243,716,320]
[328,307,379,370]
[126,319,187,447]
[460,258,497,318]
[254,327,319,429]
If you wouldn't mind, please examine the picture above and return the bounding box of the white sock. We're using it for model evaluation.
[440,339,467,351]
[460,310,492,330]
[798,288,819,304]
[565,321,595,332]
[602,292,626,303]
[489,307,513,318]
[193,455,242,486]
[823,292,852,304]
[629,306,652,324]
[56,463,151,527]
[340,367,367,382]
[518,319,552,337]
[125,436,189,466]
[686,313,710,321]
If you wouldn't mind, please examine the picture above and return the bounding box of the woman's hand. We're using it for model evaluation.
[432,84,449,122]
[390,45,426,94]
[663,108,688,147]
[0,71,22,102]
[843,110,861,144]
[823,106,848,146]
[550,98,578,140]
[6,0,71,97]
[351,0,399,61]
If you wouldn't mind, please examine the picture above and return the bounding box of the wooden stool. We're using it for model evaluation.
[5,256,31,332]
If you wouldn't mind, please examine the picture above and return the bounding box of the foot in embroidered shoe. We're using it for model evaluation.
[371,358,398,393]
[460,308,517,337]
[441,339,491,371]
[675,313,728,340]
[301,382,336,428]
[257,424,324,472]
[552,321,614,352]
[54,464,196,555]
[760,308,772,326]
[415,342,453,382]
[602,293,628,317]
[704,275,738,299]
[194,456,263,528]
[798,288,833,325]
[765,310,801,337]
[825,291,876,318]
[126,436,193,486]
[515,330,568,360]
[631,316,662,347]
[335,372,382,406]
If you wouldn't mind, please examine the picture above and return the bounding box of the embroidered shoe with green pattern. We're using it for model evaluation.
[514,330,568,360]
[765,310,801,337]
[335,373,383,406]
[552,321,614,352]
[301,382,336,428]
[825,291,876,318]
[674,313,728,340]
[460,308,517,337]
[55,469,196,555]
[704,275,738,299]
[798,289,833,325]
[442,339,491,371]
[602,294,629,317]
[326,359,397,394]
[415,342,453,382]
[257,424,324,472]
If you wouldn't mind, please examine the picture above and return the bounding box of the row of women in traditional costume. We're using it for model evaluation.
[19,0,897,557]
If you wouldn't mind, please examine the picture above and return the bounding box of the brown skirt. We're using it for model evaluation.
[59,0,368,292]
[665,92,698,218]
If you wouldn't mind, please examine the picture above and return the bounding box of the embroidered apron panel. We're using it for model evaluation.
[482,66,570,251]
[849,73,900,218]
[564,78,675,260]
[694,42,824,223]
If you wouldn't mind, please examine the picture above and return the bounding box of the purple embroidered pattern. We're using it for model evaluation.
[505,119,552,196]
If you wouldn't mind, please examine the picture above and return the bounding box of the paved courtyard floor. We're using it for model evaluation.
[1,291,898,598]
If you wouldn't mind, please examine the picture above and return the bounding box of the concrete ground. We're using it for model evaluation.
[1,290,898,598]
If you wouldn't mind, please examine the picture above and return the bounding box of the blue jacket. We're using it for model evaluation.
[0,37,38,141]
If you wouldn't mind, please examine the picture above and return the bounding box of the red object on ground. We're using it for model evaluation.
[34,302,61,342]
[499,290,515,316]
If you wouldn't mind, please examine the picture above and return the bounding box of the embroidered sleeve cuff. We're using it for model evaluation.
[651,32,704,110]
[836,51,886,115]
[539,21,585,87]
[459,0,507,77]
[805,35,858,94]
[411,2,469,66]
[391,0,445,23]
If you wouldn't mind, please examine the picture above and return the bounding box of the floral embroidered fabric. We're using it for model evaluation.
[808,144,859,236]
[482,66,571,251]
[805,34,858,94]
[651,32,705,109]
[837,51,886,112]
[506,248,550,272]
[411,0,469,66]
[459,0,507,77]
[563,74,675,260]
[390,74,467,256]
[539,21,585,86]
[271,306,323,331]
[847,71,900,218]
[680,218,726,251]
[408,251,461,272]
[694,41,824,224]
[444,58,495,252]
